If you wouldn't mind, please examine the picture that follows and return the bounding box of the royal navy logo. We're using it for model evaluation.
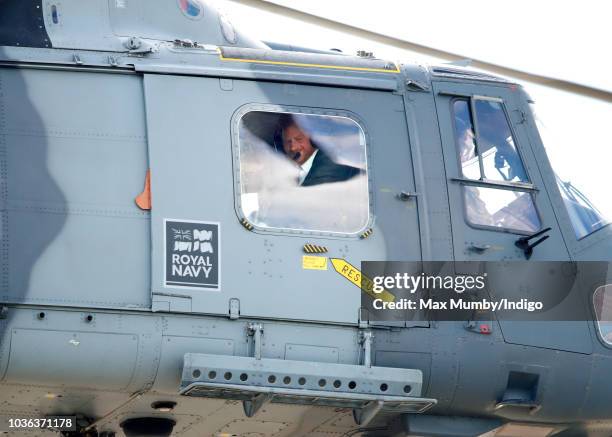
[165,219,220,290]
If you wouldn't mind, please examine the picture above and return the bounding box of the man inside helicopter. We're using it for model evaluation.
[278,114,362,187]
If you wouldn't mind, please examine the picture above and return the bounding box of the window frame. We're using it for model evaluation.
[450,96,542,235]
[231,103,373,238]
[593,284,612,348]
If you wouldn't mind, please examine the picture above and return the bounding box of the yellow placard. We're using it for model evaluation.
[330,258,395,303]
[302,255,328,271]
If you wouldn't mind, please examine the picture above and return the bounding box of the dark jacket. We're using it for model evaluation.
[301,150,362,187]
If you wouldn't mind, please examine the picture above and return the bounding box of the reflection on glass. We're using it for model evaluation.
[557,175,608,239]
[531,103,609,239]
[453,98,540,234]
[594,285,612,345]
[237,111,369,234]
[464,186,541,233]
[474,100,528,183]
[452,100,480,179]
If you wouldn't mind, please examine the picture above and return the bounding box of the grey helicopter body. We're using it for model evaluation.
[0,1,611,436]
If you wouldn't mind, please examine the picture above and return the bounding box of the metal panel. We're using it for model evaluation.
[402,91,454,262]
[285,344,339,364]
[215,419,288,436]
[432,81,594,354]
[154,335,235,393]
[498,321,593,355]
[144,74,421,323]
[7,211,149,308]
[375,351,432,395]
[181,353,424,398]
[219,46,400,73]
[1,307,162,393]
[5,329,139,390]
[0,67,150,308]
[108,0,264,49]
[0,0,50,49]
[42,0,122,52]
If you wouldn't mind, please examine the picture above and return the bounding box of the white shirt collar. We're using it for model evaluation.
[298,149,318,185]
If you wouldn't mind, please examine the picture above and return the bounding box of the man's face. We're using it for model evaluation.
[282,124,316,166]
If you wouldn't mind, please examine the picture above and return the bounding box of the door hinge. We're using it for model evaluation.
[359,330,374,368]
[247,323,264,360]
[229,298,240,320]
[358,307,369,329]
[405,79,429,92]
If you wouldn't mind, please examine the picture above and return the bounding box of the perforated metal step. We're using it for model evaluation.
[180,353,436,424]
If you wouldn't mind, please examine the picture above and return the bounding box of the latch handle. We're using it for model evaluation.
[397,191,418,201]
[468,243,491,253]
[515,227,552,259]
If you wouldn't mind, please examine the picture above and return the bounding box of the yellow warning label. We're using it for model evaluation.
[302,255,328,271]
[330,258,395,303]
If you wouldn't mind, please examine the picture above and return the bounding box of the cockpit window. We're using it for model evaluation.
[530,104,609,239]
[594,284,612,346]
[474,100,529,183]
[234,109,370,235]
[557,176,608,239]
[452,98,541,233]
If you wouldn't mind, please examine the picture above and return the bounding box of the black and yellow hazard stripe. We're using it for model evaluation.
[303,244,328,254]
[240,218,254,231]
[360,228,374,239]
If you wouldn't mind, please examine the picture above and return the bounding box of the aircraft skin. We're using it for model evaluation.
[0,1,611,436]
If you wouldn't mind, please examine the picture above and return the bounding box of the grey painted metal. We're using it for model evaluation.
[0,67,150,309]
[6,328,140,390]
[41,0,265,52]
[144,73,421,324]
[450,177,537,193]
[219,46,399,71]
[180,353,425,398]
[0,303,611,433]
[263,40,350,56]
[402,414,503,437]
[181,382,434,415]
[0,1,610,436]
[0,43,402,91]
[430,66,515,85]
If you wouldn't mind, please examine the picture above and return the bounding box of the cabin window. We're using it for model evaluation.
[452,98,541,233]
[594,284,612,346]
[234,109,370,235]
